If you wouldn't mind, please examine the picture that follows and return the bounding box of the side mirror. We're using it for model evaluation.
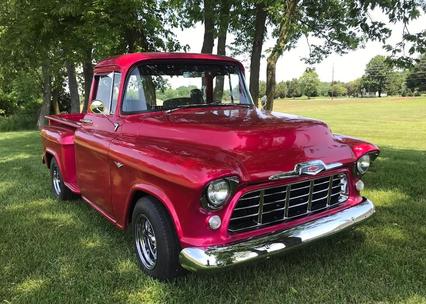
[90,100,105,114]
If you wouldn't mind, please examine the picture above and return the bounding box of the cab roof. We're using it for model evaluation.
[94,52,244,73]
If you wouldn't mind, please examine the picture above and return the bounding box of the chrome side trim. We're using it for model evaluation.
[269,161,343,180]
[179,198,374,271]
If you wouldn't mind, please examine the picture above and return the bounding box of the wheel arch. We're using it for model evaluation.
[124,185,183,238]
[44,150,55,169]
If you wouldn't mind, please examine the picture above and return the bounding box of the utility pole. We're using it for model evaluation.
[331,62,334,101]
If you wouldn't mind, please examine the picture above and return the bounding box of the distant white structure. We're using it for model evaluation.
[361,88,387,97]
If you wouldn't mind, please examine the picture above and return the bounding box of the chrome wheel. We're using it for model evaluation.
[52,166,62,195]
[135,215,157,270]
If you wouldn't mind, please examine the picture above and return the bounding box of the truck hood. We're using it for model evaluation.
[126,107,356,182]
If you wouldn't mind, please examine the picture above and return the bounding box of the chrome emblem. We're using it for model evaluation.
[113,161,124,168]
[269,160,342,180]
[297,161,326,176]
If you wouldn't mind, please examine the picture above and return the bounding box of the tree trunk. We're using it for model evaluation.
[37,60,52,129]
[214,1,230,100]
[201,0,215,54]
[125,29,137,53]
[66,61,80,113]
[265,0,298,111]
[265,57,277,111]
[51,92,60,114]
[82,49,93,113]
[249,3,267,106]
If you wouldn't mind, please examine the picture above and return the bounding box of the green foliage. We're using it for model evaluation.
[345,79,362,97]
[259,80,267,97]
[275,81,288,98]
[0,114,38,131]
[318,82,331,97]
[406,55,426,92]
[0,0,184,123]
[286,78,302,98]
[362,55,393,96]
[329,82,347,97]
[299,69,320,98]
[156,85,198,100]
[386,71,406,96]
[0,99,41,131]
[0,91,18,116]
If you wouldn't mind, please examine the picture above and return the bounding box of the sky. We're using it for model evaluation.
[175,10,425,83]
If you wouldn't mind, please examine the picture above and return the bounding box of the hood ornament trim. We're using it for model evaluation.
[268,160,343,180]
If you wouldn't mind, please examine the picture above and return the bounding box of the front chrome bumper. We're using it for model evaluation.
[179,198,375,271]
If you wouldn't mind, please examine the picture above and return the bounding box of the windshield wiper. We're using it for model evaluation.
[165,103,252,114]
[210,102,253,108]
[165,104,211,114]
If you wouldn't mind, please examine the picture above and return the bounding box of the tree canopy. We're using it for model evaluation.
[0,0,424,128]
[300,69,320,98]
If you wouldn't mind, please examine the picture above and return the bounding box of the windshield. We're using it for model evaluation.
[121,61,253,114]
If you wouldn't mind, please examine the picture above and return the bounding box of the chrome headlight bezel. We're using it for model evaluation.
[356,154,371,175]
[201,177,239,210]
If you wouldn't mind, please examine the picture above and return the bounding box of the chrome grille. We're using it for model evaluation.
[229,174,348,233]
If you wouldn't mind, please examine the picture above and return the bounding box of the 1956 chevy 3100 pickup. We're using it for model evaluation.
[41,52,379,280]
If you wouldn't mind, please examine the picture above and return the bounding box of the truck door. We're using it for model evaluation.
[75,72,121,218]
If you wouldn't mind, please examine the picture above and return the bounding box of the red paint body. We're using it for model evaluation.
[40,53,379,249]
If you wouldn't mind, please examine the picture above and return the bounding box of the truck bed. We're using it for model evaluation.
[45,113,85,128]
[40,113,85,194]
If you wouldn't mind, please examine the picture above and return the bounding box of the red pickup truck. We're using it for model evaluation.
[41,52,379,280]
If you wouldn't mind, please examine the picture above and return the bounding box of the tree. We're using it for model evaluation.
[275,81,288,98]
[228,1,270,105]
[299,69,320,98]
[214,0,232,98]
[345,79,362,97]
[287,78,302,98]
[329,82,347,97]
[406,55,426,92]
[362,55,393,97]
[201,0,215,53]
[386,71,406,95]
[265,0,298,110]
[249,2,268,104]
[318,82,330,97]
[0,0,182,127]
[263,0,423,110]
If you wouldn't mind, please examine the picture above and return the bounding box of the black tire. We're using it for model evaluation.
[131,196,183,280]
[50,158,73,200]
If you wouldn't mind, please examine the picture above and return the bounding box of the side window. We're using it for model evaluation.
[110,73,121,114]
[95,74,113,114]
[94,72,121,115]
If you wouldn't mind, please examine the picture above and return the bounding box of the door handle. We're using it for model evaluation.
[80,118,93,125]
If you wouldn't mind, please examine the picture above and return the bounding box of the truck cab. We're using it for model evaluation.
[41,52,379,280]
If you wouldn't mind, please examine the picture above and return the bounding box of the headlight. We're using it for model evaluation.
[206,179,230,209]
[356,154,371,175]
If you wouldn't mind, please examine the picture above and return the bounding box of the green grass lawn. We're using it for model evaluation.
[1,97,425,303]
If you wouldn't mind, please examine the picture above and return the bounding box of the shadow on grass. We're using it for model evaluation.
[1,132,425,303]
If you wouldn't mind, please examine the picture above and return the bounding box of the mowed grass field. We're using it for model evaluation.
[1,97,425,303]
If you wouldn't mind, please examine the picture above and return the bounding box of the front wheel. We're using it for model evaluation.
[50,158,73,200]
[132,197,183,280]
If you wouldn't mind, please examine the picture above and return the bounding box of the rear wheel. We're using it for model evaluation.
[50,158,73,200]
[132,197,183,280]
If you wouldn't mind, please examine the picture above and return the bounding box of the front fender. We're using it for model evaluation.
[333,134,380,159]
[123,183,183,237]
